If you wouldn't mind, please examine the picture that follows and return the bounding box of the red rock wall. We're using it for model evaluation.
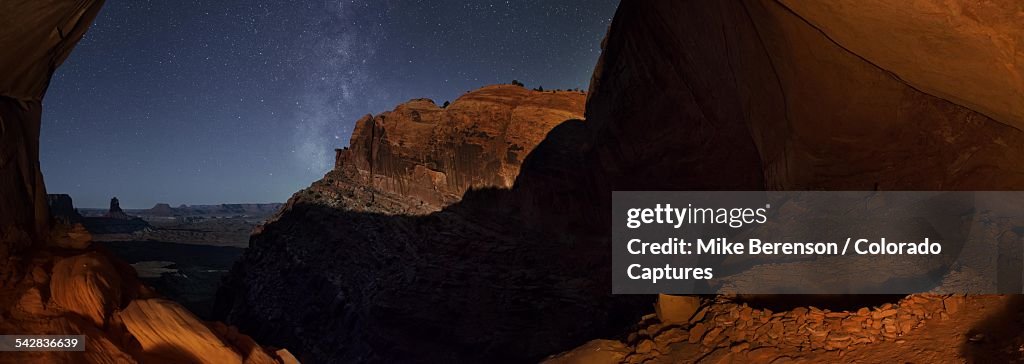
[0,0,105,258]
[778,0,1024,129]
[336,85,585,208]
[582,0,1024,192]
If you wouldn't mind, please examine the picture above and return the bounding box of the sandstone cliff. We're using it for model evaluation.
[335,85,585,210]
[216,87,602,363]
[0,2,292,363]
[0,0,103,260]
[81,199,151,234]
[218,0,1024,363]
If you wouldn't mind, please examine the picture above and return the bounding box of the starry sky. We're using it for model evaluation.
[42,0,619,208]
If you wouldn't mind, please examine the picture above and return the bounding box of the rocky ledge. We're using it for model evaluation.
[545,294,1011,363]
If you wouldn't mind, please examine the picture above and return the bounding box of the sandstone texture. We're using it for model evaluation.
[335,85,585,210]
[1,229,297,363]
[216,86,601,363]
[552,0,1024,361]
[655,294,701,325]
[778,0,1024,130]
[546,294,1019,363]
[541,339,631,364]
[49,252,123,327]
[0,0,104,259]
[120,299,243,363]
[0,2,292,363]
[583,0,1024,192]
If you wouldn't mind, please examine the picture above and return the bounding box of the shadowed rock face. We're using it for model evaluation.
[46,194,82,224]
[555,0,1024,362]
[216,87,604,363]
[778,0,1024,130]
[0,0,105,259]
[219,0,1024,363]
[584,0,1024,192]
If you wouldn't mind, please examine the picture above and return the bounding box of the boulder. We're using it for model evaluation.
[655,294,701,325]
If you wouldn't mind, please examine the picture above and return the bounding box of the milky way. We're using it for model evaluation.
[42,0,619,208]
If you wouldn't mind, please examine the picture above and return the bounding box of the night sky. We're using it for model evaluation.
[42,0,619,208]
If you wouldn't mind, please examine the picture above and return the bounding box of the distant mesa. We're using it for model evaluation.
[141,202,284,218]
[150,203,175,216]
[81,197,151,234]
[46,194,83,224]
[50,195,284,236]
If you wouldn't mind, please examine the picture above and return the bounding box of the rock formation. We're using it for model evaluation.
[335,85,585,210]
[777,0,1024,129]
[81,197,151,234]
[550,0,1024,361]
[216,86,601,363]
[0,0,102,261]
[545,294,1013,363]
[149,203,176,216]
[46,194,82,224]
[140,203,284,218]
[105,197,130,220]
[218,0,1024,363]
[0,2,292,363]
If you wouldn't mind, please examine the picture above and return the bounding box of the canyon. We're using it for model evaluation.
[48,195,284,319]
[3,0,1023,363]
[217,0,1024,363]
